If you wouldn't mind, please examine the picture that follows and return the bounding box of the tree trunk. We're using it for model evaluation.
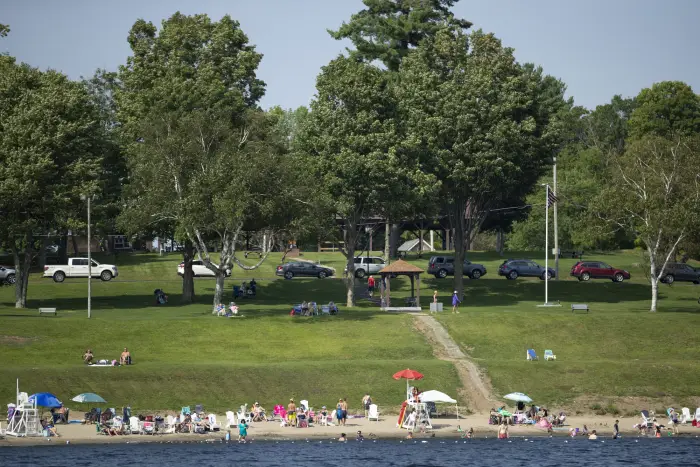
[344,217,359,308]
[650,279,658,312]
[649,247,658,312]
[181,239,195,304]
[384,219,390,262]
[496,228,505,256]
[39,234,49,269]
[452,206,466,301]
[390,223,401,258]
[13,234,33,309]
[71,234,79,256]
[212,272,226,313]
[59,232,69,264]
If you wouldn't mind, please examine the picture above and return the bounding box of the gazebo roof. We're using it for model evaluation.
[379,259,425,274]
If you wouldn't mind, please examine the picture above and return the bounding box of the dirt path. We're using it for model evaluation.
[413,314,494,413]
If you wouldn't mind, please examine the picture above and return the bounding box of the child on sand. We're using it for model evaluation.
[238,420,248,442]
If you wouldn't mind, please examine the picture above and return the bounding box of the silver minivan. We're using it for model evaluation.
[344,256,386,278]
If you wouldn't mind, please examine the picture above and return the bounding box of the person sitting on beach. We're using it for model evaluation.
[527,405,537,420]
[41,419,61,437]
[120,347,131,365]
[52,406,68,424]
[588,430,598,440]
[83,349,94,364]
[580,424,589,436]
[252,402,266,422]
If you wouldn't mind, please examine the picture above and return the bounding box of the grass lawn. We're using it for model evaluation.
[1,249,699,414]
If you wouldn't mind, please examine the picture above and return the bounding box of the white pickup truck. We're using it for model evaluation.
[43,258,118,282]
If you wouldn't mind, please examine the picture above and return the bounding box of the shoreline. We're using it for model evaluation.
[2,414,698,447]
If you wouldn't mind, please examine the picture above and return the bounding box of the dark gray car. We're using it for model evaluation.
[498,259,556,280]
[276,262,334,279]
[427,256,487,279]
[661,262,700,284]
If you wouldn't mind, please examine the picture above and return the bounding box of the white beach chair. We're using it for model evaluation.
[225,411,237,428]
[208,414,221,431]
[300,400,309,411]
[237,405,251,424]
[129,416,141,434]
[641,410,653,428]
[368,404,379,422]
[680,407,691,424]
[164,415,177,434]
[141,421,155,435]
[695,408,700,422]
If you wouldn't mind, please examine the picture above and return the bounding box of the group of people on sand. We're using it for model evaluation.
[82,347,132,365]
[281,397,351,427]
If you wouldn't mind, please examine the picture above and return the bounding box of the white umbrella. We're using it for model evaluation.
[504,392,532,403]
[419,390,459,419]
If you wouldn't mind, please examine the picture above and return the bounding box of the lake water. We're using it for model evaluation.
[1,437,699,466]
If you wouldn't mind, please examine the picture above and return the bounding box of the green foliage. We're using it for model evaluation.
[629,81,700,139]
[0,23,9,38]
[328,0,471,72]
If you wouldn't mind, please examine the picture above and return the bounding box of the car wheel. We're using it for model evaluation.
[614,273,625,282]
[6,273,16,284]
[437,269,448,279]
[53,271,66,283]
[540,271,552,280]
[581,272,591,282]
[664,275,675,285]
[508,271,518,280]
[284,271,294,280]
[471,270,481,280]
[100,270,113,281]
[355,269,366,279]
[318,271,327,279]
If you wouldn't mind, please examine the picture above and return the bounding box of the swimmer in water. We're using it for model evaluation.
[356,431,364,441]
[466,427,473,439]
[338,433,346,442]
[588,430,598,440]
[613,420,619,439]
[406,432,413,439]
[498,422,509,439]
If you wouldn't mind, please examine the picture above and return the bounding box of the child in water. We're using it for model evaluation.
[338,433,346,442]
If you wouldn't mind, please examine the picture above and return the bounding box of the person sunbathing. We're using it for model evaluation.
[83,349,94,364]
[252,402,266,422]
[41,419,61,437]
[120,347,131,365]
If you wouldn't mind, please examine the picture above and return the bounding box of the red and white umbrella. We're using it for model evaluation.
[393,368,424,398]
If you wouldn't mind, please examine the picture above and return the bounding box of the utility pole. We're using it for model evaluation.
[87,195,92,319]
[553,156,559,281]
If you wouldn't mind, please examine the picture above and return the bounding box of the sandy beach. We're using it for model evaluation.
[2,413,698,446]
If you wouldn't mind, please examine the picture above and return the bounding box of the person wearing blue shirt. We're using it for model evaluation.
[451,291,461,314]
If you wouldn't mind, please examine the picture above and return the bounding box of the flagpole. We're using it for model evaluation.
[545,184,549,305]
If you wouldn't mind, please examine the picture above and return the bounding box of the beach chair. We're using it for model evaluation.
[181,406,191,417]
[680,407,691,424]
[237,405,251,424]
[164,415,177,434]
[641,410,653,428]
[225,411,237,428]
[141,421,155,435]
[208,414,221,431]
[300,400,309,411]
[368,404,379,422]
[544,350,556,361]
[195,404,204,414]
[321,305,330,315]
[527,349,538,361]
[129,416,141,434]
[695,408,700,422]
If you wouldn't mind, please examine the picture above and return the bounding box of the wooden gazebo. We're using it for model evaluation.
[379,259,425,310]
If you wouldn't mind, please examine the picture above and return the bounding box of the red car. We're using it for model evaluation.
[570,261,631,282]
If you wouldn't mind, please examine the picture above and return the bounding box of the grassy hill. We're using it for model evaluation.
[1,249,699,415]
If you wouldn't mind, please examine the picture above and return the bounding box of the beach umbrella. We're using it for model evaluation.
[28,392,62,408]
[72,393,106,404]
[504,392,533,403]
[393,368,424,399]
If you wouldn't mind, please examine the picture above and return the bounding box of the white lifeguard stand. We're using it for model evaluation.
[402,402,432,432]
[5,379,41,437]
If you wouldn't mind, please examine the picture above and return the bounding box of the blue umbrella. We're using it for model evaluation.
[28,392,62,408]
[72,393,106,404]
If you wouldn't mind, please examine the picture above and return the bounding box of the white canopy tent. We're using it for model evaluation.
[419,390,460,419]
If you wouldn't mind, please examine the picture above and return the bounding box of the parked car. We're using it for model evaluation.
[343,256,386,278]
[570,261,631,282]
[277,262,334,279]
[177,260,231,277]
[660,262,700,284]
[43,258,118,282]
[0,265,16,285]
[427,256,487,279]
[498,259,556,280]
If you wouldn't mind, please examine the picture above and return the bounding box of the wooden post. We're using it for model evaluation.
[416,274,421,307]
[410,275,415,299]
[386,274,391,307]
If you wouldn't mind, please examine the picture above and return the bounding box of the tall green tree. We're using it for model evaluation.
[628,81,700,139]
[595,136,700,312]
[0,23,9,38]
[0,56,103,307]
[397,29,569,298]
[329,0,471,72]
[115,13,286,309]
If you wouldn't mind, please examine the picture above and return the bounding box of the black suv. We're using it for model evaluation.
[661,262,700,284]
[427,256,487,279]
[276,262,334,279]
[498,259,556,280]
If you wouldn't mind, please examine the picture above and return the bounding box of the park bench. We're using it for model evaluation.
[39,307,57,316]
[571,304,589,314]
[382,306,423,313]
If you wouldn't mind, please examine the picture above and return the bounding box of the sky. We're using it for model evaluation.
[2,0,699,111]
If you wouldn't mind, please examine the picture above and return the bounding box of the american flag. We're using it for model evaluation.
[547,186,558,208]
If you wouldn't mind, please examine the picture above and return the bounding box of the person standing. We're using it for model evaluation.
[367,275,375,298]
[613,419,619,439]
[238,420,248,442]
[433,290,438,303]
[362,394,372,417]
[451,291,461,314]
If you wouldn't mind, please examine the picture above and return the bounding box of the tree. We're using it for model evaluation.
[628,81,700,139]
[596,136,700,311]
[397,29,569,298]
[299,56,421,306]
[0,23,9,38]
[329,0,471,72]
[116,13,289,309]
[0,56,103,307]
